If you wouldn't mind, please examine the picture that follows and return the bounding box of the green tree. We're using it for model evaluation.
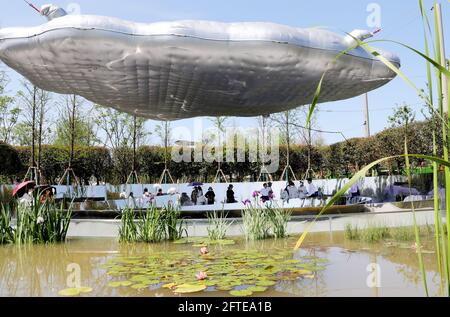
[94,105,149,150]
[0,71,20,144]
[54,96,96,147]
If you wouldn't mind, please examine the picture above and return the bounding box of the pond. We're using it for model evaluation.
[0,232,442,297]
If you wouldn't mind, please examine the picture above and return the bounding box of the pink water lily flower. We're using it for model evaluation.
[200,247,209,255]
[196,271,208,281]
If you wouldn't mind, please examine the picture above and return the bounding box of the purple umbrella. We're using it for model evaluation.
[188,182,204,187]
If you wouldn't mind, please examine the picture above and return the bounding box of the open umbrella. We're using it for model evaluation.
[188,182,204,187]
[12,181,36,198]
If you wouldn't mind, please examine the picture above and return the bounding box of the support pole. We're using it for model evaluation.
[436,4,448,116]
[258,115,273,182]
[159,121,174,184]
[363,93,371,137]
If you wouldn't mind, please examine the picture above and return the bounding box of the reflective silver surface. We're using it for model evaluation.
[0,15,400,120]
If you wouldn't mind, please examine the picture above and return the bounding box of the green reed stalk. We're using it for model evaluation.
[404,139,429,295]
[207,211,234,241]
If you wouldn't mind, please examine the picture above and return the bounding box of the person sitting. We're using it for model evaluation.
[306,178,319,198]
[287,181,299,199]
[349,183,361,198]
[19,187,34,207]
[143,188,151,198]
[298,181,307,199]
[156,188,165,196]
[197,194,207,205]
[180,193,194,206]
[226,185,238,203]
[260,183,271,203]
[205,187,216,205]
[142,188,155,205]
[127,192,136,208]
[267,182,274,200]
[280,186,290,202]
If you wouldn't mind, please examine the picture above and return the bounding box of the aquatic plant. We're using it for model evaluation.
[266,206,292,239]
[137,209,165,243]
[297,0,450,297]
[118,208,138,243]
[118,205,187,243]
[344,224,436,243]
[207,211,234,241]
[0,204,14,244]
[161,204,187,241]
[14,196,72,245]
[241,206,272,241]
[0,197,72,245]
[344,224,361,241]
[102,248,328,296]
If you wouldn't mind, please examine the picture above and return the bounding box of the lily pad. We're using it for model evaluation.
[174,284,207,294]
[78,287,93,293]
[229,289,253,297]
[247,286,268,292]
[58,288,81,296]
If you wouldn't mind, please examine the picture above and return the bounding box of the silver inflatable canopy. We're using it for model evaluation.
[0,7,400,120]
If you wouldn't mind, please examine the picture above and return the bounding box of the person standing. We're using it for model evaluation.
[205,187,216,205]
[191,187,198,205]
[226,185,237,203]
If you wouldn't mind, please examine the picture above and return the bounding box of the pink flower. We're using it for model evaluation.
[200,247,209,255]
[196,271,208,281]
[252,191,260,198]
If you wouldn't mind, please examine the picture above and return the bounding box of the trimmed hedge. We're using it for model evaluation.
[0,119,439,184]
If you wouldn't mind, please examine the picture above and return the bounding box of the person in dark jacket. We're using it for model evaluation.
[205,187,216,205]
[226,185,237,203]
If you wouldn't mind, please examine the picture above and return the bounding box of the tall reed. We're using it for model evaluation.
[296,0,450,297]
[118,206,187,243]
[242,206,271,241]
[207,211,234,241]
[0,197,72,245]
[267,206,292,239]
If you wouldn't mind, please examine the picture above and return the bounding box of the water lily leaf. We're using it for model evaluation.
[163,283,177,289]
[229,289,253,297]
[108,281,123,288]
[130,275,148,282]
[58,288,81,296]
[78,287,93,293]
[174,284,207,294]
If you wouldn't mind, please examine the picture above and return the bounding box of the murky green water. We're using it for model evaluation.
[0,232,442,297]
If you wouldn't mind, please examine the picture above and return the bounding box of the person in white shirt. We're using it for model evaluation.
[306,178,319,198]
[349,183,361,197]
[260,183,270,202]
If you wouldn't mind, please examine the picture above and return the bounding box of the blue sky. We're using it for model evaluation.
[0,0,449,145]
